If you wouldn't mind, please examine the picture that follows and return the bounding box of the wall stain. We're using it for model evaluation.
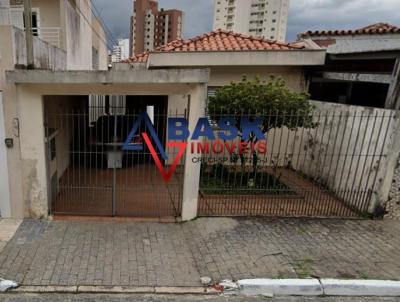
[22,159,47,219]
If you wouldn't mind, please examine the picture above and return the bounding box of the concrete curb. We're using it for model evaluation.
[8,279,400,297]
[237,278,400,297]
[238,279,323,296]
[10,285,216,295]
[321,279,400,296]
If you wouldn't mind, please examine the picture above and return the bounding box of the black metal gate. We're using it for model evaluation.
[44,95,185,218]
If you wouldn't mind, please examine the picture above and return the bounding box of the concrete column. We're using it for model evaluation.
[0,26,25,218]
[181,84,207,221]
[17,86,48,218]
[0,91,11,217]
[0,0,10,25]
[146,105,154,124]
[370,112,400,214]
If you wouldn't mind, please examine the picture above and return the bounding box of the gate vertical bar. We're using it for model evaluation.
[112,95,117,216]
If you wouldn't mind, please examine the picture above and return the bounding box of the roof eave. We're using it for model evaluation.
[147,50,326,68]
[6,69,211,84]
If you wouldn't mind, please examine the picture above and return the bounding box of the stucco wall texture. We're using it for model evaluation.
[387,158,400,219]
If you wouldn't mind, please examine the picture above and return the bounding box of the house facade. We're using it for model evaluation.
[299,23,400,109]
[1,25,399,221]
[127,30,325,93]
[0,28,330,220]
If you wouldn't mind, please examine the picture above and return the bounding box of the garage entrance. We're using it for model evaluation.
[44,95,185,218]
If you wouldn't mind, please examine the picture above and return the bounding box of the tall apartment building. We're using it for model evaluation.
[213,0,290,42]
[130,0,183,56]
[112,39,130,62]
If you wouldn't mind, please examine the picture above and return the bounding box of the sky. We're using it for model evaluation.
[93,0,400,47]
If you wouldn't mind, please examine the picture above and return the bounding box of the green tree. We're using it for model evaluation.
[208,76,315,169]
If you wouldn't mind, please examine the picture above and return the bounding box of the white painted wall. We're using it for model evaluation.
[17,86,48,218]
[307,34,400,54]
[91,15,108,70]
[277,102,395,213]
[12,26,67,70]
[64,0,93,69]
[181,84,207,221]
[233,0,251,34]
[0,0,10,25]
[200,100,398,214]
[209,66,305,92]
[291,101,397,212]
[166,94,188,164]
[0,91,11,217]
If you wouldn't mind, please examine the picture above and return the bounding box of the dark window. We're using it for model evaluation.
[50,137,56,161]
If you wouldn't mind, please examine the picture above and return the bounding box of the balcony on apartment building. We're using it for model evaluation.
[0,6,66,70]
[30,27,61,48]
[7,2,62,48]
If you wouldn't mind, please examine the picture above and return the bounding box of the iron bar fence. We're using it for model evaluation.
[198,106,398,218]
[44,95,398,219]
[44,96,186,218]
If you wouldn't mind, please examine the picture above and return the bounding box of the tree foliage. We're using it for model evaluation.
[208,76,315,132]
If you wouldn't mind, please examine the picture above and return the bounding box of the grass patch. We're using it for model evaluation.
[292,258,314,278]
[200,164,296,196]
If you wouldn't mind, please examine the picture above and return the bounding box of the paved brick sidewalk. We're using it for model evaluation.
[0,219,22,253]
[0,218,399,286]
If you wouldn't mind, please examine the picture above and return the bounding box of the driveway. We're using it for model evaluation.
[0,218,399,286]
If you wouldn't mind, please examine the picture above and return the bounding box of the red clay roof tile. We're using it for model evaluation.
[128,29,303,63]
[300,23,400,38]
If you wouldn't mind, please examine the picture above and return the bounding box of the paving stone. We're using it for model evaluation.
[0,218,400,287]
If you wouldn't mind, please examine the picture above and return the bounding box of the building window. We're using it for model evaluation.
[50,137,56,161]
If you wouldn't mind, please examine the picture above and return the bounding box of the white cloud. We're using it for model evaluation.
[93,0,399,47]
[287,0,400,40]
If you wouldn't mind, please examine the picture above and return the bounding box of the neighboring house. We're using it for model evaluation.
[1,26,399,221]
[299,23,400,109]
[0,0,108,218]
[213,0,290,42]
[0,28,325,220]
[2,0,108,70]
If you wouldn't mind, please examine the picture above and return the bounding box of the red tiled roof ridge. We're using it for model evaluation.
[300,22,400,38]
[128,29,303,63]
